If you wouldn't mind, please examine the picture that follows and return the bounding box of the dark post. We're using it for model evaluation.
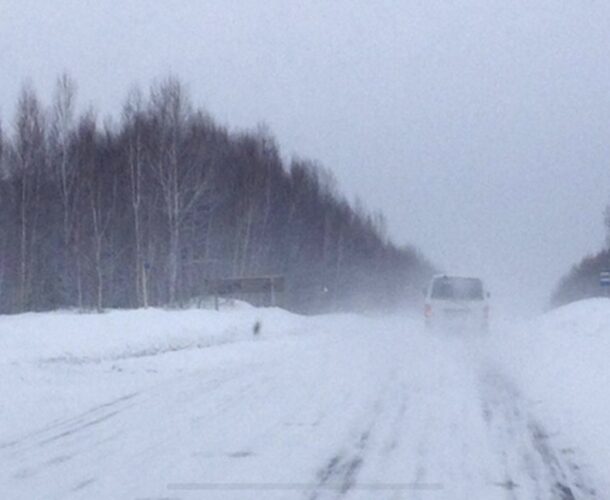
[270,279,276,307]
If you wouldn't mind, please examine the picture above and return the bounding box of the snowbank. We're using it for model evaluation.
[490,298,610,490]
[0,304,305,365]
[0,304,329,448]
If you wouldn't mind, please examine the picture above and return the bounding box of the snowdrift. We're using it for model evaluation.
[491,298,610,489]
[0,304,305,365]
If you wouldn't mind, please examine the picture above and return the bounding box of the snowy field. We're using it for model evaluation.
[1,300,609,499]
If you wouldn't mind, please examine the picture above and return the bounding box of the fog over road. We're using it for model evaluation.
[0,312,599,500]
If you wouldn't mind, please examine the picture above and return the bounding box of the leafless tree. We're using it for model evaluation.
[122,87,150,307]
[48,74,82,305]
[77,111,116,311]
[12,84,46,311]
[148,78,212,304]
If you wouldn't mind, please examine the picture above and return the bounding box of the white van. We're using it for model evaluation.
[424,275,489,332]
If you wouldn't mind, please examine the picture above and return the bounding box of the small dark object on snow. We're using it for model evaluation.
[253,321,262,336]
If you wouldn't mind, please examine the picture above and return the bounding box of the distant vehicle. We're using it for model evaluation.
[424,275,489,332]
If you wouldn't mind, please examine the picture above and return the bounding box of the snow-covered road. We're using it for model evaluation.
[0,307,606,499]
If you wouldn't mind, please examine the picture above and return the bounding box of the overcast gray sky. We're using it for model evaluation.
[1,0,610,314]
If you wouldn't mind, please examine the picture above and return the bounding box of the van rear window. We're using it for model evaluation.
[431,277,484,300]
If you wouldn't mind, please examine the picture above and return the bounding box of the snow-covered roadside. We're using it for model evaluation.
[1,304,392,456]
[0,311,411,500]
[0,303,306,365]
[2,299,610,499]
[488,298,610,493]
[0,304,315,448]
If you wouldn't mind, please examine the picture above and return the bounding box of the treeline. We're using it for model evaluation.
[551,249,610,308]
[551,206,610,308]
[0,75,433,314]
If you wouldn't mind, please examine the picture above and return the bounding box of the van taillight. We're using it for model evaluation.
[424,304,432,317]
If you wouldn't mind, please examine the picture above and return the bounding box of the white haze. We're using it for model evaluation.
[1,0,610,314]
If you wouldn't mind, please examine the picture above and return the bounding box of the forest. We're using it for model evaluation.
[551,207,610,308]
[0,75,433,314]
[551,248,610,308]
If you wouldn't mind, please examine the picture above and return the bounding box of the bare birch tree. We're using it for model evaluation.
[48,74,81,305]
[148,78,211,304]
[12,84,46,311]
[122,87,150,307]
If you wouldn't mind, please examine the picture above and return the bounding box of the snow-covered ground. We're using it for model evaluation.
[1,300,609,499]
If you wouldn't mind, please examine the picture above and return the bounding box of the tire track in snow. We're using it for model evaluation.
[2,319,604,500]
[306,369,429,500]
[0,366,261,497]
[304,331,600,500]
[310,428,372,499]
[479,369,597,499]
[0,392,139,453]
